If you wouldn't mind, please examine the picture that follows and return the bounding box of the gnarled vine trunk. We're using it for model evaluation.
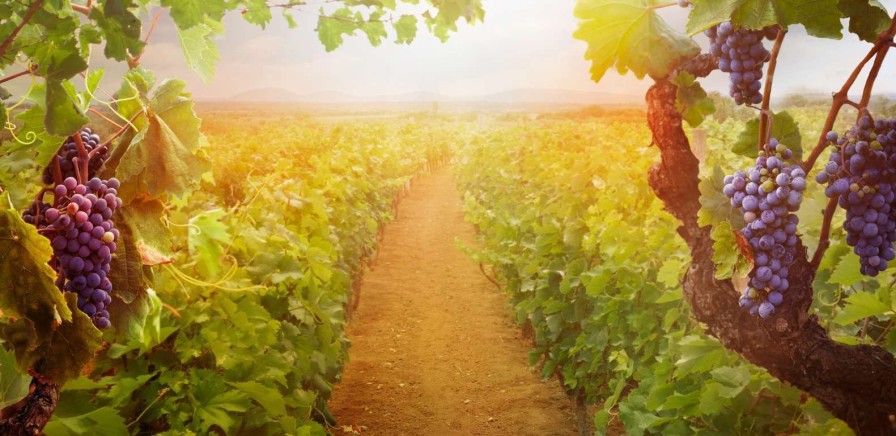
[644,55,896,435]
[0,378,59,435]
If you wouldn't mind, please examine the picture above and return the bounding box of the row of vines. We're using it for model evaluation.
[3,95,459,433]
[456,116,896,434]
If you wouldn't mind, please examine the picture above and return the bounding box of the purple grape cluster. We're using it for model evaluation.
[816,115,896,276]
[705,23,777,105]
[42,127,108,185]
[24,177,122,328]
[723,139,806,318]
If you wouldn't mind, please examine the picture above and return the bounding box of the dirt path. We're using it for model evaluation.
[328,169,578,435]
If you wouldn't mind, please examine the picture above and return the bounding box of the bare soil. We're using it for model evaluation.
[328,168,579,435]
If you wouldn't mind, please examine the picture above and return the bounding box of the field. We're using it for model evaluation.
[3,104,883,434]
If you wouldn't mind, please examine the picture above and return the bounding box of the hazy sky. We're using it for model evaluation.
[19,1,896,100]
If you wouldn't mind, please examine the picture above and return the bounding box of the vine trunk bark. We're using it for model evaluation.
[646,70,896,435]
[0,377,59,435]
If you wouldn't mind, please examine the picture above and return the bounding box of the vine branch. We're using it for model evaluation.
[757,27,785,151]
[0,0,46,59]
[802,12,896,265]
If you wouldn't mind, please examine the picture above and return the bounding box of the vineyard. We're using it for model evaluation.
[3,0,896,435]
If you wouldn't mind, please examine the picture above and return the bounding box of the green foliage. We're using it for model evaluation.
[456,118,877,434]
[731,110,802,159]
[573,0,699,82]
[44,116,459,433]
[672,72,715,127]
[686,0,843,38]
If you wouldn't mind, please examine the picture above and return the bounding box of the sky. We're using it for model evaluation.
[14,1,896,100]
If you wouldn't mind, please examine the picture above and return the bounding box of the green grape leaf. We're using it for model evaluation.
[363,11,389,47]
[687,0,843,39]
[317,8,363,52]
[189,209,230,278]
[672,71,715,127]
[161,0,226,30]
[698,165,743,227]
[175,19,222,83]
[394,15,418,44]
[190,372,251,432]
[838,0,890,42]
[731,110,801,159]
[573,0,700,83]
[0,199,72,327]
[0,347,29,409]
[89,0,145,61]
[45,80,89,136]
[828,250,863,286]
[102,79,209,200]
[44,405,128,436]
[4,294,102,384]
[228,381,287,417]
[107,288,162,353]
[834,291,894,325]
[710,220,751,280]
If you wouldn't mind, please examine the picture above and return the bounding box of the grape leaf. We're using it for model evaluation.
[43,405,128,436]
[176,19,222,83]
[574,0,700,82]
[0,340,30,408]
[108,211,145,304]
[161,0,226,30]
[317,8,363,52]
[838,0,890,42]
[45,80,89,136]
[710,220,751,279]
[89,0,145,62]
[0,198,72,328]
[731,110,802,159]
[687,0,843,39]
[120,195,172,259]
[394,15,418,44]
[698,165,743,227]
[102,79,209,200]
[4,294,102,384]
[672,71,715,127]
[828,250,863,286]
[228,381,287,417]
[189,209,231,278]
[834,291,894,325]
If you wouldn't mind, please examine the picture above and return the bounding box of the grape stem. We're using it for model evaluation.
[72,132,90,184]
[88,108,124,130]
[0,67,35,85]
[99,110,144,151]
[757,27,786,151]
[128,9,164,68]
[71,4,91,15]
[810,197,838,269]
[0,0,45,59]
[646,2,677,10]
[51,155,63,187]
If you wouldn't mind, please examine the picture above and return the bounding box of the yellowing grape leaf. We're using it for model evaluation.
[0,198,72,330]
[4,294,102,384]
[574,0,700,83]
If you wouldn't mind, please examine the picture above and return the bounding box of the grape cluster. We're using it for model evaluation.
[25,177,122,329]
[42,127,108,185]
[723,139,806,318]
[705,23,777,105]
[816,115,896,276]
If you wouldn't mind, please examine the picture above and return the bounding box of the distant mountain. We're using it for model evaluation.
[224,87,642,106]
